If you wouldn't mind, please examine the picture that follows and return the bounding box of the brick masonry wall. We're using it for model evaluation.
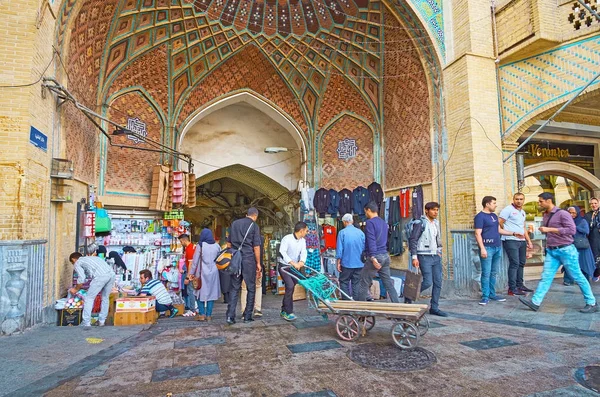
[105,92,163,195]
[383,9,432,189]
[320,115,374,190]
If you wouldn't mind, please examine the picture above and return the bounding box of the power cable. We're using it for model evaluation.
[0,51,56,88]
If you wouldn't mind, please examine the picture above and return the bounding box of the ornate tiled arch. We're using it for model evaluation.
[500,35,600,144]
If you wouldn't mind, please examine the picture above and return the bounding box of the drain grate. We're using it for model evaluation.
[575,365,600,393]
[347,343,436,372]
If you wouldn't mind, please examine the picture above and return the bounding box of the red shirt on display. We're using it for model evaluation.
[400,189,411,218]
[322,225,337,251]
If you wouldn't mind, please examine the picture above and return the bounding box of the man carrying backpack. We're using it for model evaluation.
[225,207,262,325]
[406,202,448,317]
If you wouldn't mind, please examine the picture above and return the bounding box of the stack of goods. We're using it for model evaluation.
[186,174,196,208]
[149,165,171,211]
[114,296,157,326]
[65,290,86,309]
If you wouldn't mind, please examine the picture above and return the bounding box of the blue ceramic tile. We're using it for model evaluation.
[460,337,519,350]
[287,391,337,397]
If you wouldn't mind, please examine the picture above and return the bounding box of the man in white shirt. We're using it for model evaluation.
[69,251,115,327]
[278,222,308,321]
[499,193,534,296]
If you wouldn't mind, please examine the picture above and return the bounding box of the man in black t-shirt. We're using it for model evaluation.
[226,207,262,324]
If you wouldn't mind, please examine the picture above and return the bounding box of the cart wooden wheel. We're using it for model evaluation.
[336,315,360,342]
[416,314,430,336]
[358,316,376,331]
[391,321,420,349]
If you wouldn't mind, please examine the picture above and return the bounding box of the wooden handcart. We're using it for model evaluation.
[281,266,430,349]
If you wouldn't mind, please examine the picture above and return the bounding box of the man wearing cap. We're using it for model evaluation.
[336,214,365,300]
[226,207,262,324]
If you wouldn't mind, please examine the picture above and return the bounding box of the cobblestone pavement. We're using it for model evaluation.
[1,279,598,397]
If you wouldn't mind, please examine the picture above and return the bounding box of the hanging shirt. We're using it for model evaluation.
[338,189,353,216]
[388,196,401,225]
[474,212,501,247]
[336,224,365,269]
[313,188,330,218]
[322,225,337,250]
[412,186,424,219]
[353,186,370,217]
[368,182,384,210]
[327,189,340,216]
[400,189,411,218]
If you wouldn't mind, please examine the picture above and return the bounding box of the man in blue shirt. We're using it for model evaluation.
[475,196,522,305]
[357,202,399,302]
[336,214,365,300]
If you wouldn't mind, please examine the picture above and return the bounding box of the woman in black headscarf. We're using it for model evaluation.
[108,251,127,272]
[564,206,596,284]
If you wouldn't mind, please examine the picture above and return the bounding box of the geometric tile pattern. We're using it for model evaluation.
[102,0,385,120]
[320,115,374,190]
[55,0,443,195]
[499,35,600,138]
[400,0,445,57]
[175,44,310,134]
[105,91,163,195]
[382,9,432,189]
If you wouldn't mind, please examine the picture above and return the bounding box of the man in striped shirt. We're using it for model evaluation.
[138,269,178,317]
[69,252,116,327]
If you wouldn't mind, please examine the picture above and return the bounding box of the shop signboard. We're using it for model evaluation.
[519,140,595,174]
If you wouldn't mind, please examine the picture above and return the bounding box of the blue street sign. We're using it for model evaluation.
[29,126,48,152]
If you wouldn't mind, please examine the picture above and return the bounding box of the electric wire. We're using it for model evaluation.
[0,51,56,88]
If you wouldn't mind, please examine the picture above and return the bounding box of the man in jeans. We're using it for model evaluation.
[499,193,534,296]
[336,213,365,300]
[406,202,447,317]
[357,202,399,303]
[519,193,597,313]
[475,196,520,305]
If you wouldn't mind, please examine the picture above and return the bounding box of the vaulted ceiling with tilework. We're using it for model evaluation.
[101,0,385,129]
[56,0,444,191]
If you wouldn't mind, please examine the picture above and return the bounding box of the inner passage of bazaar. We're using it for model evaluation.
[1,0,600,396]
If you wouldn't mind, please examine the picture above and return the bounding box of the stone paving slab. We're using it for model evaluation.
[151,363,221,382]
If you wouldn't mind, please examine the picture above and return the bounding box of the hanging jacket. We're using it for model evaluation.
[412,186,424,220]
[327,189,340,216]
[353,186,370,217]
[338,189,353,216]
[313,188,330,218]
[368,182,384,210]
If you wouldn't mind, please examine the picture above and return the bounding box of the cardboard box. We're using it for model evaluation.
[57,308,82,326]
[114,310,157,326]
[115,296,156,313]
[293,284,306,301]
[173,303,184,316]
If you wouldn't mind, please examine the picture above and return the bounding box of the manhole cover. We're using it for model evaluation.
[575,365,600,393]
[347,343,436,372]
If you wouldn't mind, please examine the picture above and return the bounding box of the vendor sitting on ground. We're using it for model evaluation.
[138,269,178,318]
